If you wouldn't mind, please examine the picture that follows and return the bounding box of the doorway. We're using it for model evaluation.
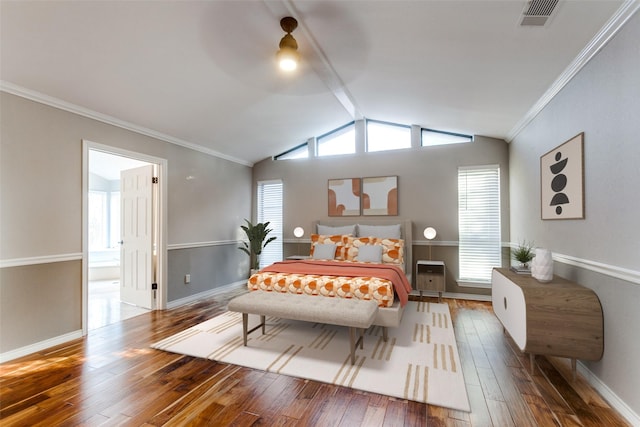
[82,141,168,334]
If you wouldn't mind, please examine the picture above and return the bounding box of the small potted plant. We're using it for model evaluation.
[512,240,535,269]
[238,219,277,272]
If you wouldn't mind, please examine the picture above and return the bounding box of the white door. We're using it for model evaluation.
[120,164,155,309]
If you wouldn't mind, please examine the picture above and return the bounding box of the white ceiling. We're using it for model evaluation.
[0,1,629,165]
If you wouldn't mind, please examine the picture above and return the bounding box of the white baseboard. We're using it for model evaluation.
[166,280,246,309]
[577,361,640,426]
[0,330,83,363]
[409,290,492,302]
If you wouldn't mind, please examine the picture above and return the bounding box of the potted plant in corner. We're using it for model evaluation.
[512,240,535,272]
[238,219,277,273]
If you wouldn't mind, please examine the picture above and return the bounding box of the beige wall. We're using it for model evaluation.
[0,92,252,354]
[509,12,640,419]
[253,134,510,295]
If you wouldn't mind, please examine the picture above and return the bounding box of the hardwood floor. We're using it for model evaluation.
[0,289,630,426]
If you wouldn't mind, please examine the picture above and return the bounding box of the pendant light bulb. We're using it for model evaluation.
[276,17,299,72]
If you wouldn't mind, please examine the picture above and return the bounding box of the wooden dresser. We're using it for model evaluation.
[491,268,604,377]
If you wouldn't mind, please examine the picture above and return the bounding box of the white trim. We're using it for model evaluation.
[502,242,640,286]
[82,141,169,336]
[506,1,640,141]
[577,361,640,426]
[0,330,83,363]
[456,280,492,289]
[166,280,246,309]
[0,253,82,268]
[414,240,459,247]
[553,252,640,285]
[414,240,514,247]
[168,240,239,250]
[409,289,492,302]
[0,81,251,167]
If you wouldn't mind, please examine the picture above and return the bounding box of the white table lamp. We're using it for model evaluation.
[424,227,437,259]
[293,226,304,255]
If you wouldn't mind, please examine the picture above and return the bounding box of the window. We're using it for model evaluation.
[366,120,411,152]
[109,192,120,248]
[257,180,283,268]
[88,191,107,250]
[317,122,355,156]
[422,129,472,146]
[275,143,308,160]
[458,166,501,284]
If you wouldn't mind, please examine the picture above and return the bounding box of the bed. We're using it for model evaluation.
[247,219,413,331]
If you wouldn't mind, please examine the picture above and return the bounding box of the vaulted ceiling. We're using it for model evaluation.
[0,1,629,165]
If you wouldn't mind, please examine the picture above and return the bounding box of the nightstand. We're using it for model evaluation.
[416,260,445,302]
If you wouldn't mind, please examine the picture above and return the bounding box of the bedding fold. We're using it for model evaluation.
[258,259,412,307]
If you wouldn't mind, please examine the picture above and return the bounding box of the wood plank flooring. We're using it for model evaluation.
[0,290,630,426]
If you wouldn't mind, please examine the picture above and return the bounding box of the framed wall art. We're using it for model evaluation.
[362,176,398,216]
[540,132,584,220]
[328,178,361,216]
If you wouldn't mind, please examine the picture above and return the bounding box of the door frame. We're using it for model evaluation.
[81,140,168,336]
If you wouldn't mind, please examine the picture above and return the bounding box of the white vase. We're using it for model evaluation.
[531,248,553,282]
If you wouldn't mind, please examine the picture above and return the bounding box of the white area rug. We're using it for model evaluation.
[152,300,470,412]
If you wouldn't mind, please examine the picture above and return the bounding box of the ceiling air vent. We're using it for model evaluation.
[520,0,560,26]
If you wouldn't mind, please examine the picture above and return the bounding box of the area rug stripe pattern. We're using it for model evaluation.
[152,300,470,411]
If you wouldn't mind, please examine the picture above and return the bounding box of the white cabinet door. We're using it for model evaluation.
[491,269,527,350]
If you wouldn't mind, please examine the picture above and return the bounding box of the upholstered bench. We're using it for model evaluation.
[227,291,379,364]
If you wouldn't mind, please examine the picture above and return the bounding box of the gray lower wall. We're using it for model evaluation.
[509,12,640,418]
[0,91,252,354]
[0,261,81,353]
[255,135,510,295]
[168,245,249,302]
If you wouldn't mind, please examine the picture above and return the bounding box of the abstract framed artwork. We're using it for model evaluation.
[362,176,398,216]
[328,178,361,217]
[540,132,584,220]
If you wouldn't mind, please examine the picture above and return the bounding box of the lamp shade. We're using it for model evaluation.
[293,226,304,238]
[423,227,437,240]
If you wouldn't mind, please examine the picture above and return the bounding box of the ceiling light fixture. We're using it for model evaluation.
[276,16,299,72]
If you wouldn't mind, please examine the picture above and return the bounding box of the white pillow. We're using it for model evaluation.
[356,245,383,263]
[317,224,356,236]
[357,224,401,239]
[312,243,337,260]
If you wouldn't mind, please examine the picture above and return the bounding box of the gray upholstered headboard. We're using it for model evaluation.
[312,219,413,277]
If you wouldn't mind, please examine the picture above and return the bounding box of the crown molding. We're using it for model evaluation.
[0,81,253,167]
[506,1,640,142]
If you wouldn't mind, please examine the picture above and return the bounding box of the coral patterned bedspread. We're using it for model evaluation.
[247,260,412,308]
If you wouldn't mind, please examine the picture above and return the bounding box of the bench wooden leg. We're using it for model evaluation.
[382,327,388,342]
[242,313,248,346]
[242,313,267,346]
[349,327,356,365]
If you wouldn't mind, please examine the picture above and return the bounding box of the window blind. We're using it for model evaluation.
[458,166,501,283]
[257,180,283,268]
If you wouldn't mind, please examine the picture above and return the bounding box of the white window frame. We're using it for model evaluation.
[256,180,283,268]
[458,165,501,286]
